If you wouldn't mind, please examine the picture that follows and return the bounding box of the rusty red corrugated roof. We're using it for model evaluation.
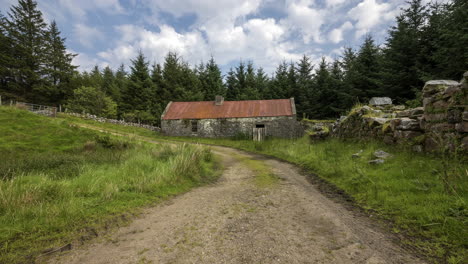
[162,99,294,120]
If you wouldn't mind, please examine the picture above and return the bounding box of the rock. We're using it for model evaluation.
[392,105,406,111]
[373,150,392,159]
[423,97,433,107]
[412,145,423,152]
[365,117,388,127]
[396,118,421,131]
[425,123,455,132]
[352,150,363,158]
[396,110,411,118]
[422,80,459,97]
[432,99,450,109]
[369,97,392,106]
[424,113,447,122]
[394,130,423,141]
[369,159,385,165]
[383,135,394,144]
[409,107,424,118]
[463,111,468,121]
[461,136,468,151]
[447,108,463,123]
[455,122,468,133]
[443,86,461,97]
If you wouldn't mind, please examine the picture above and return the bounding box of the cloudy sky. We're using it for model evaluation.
[0,0,436,74]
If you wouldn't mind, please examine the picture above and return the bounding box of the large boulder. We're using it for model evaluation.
[422,80,459,97]
[390,118,421,131]
[369,97,392,106]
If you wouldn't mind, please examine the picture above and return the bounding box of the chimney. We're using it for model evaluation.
[215,95,224,106]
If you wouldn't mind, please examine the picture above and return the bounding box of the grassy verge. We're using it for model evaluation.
[0,107,219,263]
[58,114,468,263]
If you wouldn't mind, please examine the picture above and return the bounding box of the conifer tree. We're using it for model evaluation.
[255,67,269,99]
[225,68,239,100]
[270,61,289,99]
[354,35,382,101]
[198,57,224,100]
[286,62,297,99]
[6,0,47,102]
[43,20,76,104]
[381,0,427,102]
[120,51,155,123]
[433,0,467,79]
[0,12,14,95]
[101,66,120,102]
[242,61,259,100]
[295,55,314,118]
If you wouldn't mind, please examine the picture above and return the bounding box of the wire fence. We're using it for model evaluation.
[0,95,57,117]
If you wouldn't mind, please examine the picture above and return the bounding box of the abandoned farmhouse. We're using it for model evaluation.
[161,96,303,138]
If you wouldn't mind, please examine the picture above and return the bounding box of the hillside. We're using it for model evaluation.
[0,106,218,263]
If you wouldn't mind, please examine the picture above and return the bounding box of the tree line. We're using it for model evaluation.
[0,0,466,124]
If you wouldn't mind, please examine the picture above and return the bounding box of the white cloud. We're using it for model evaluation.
[326,0,346,7]
[98,24,209,67]
[74,24,104,48]
[57,0,124,20]
[71,50,109,72]
[281,0,326,44]
[143,0,262,27]
[348,0,393,38]
[328,21,353,43]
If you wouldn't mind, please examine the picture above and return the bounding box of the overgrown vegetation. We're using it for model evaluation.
[0,107,219,263]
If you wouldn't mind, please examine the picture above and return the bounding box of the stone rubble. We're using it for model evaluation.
[330,71,468,153]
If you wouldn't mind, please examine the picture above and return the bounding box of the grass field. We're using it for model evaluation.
[0,107,219,263]
[59,114,468,263]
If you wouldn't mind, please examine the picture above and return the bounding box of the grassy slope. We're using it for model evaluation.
[60,115,468,263]
[0,107,219,263]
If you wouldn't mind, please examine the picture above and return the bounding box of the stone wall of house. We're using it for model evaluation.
[331,72,468,152]
[161,116,303,138]
[65,113,161,132]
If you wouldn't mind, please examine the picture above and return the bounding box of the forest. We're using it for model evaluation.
[0,0,466,124]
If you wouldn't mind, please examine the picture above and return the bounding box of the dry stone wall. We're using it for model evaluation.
[65,113,161,132]
[332,72,468,152]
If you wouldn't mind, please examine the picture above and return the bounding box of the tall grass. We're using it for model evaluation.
[0,107,218,263]
[175,136,468,263]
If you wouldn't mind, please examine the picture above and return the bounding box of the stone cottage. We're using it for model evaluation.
[161,96,303,138]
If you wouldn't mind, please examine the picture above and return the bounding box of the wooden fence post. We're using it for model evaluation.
[0,95,2,106]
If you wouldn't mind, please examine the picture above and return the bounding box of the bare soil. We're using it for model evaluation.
[46,145,424,264]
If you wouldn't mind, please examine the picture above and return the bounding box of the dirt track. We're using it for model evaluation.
[48,144,424,264]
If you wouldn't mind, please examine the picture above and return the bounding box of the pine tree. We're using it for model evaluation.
[43,20,77,104]
[433,0,467,79]
[255,67,269,99]
[295,55,314,118]
[6,0,47,102]
[381,0,427,103]
[354,35,382,101]
[89,66,103,90]
[120,51,155,123]
[312,57,333,118]
[225,68,239,100]
[102,66,120,102]
[234,61,246,100]
[286,62,297,99]
[270,61,289,99]
[242,61,259,100]
[199,57,224,100]
[0,12,14,96]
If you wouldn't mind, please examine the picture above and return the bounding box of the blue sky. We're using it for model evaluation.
[0,0,440,75]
